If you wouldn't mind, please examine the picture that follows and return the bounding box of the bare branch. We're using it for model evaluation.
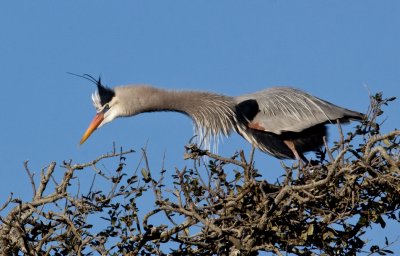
[24,161,36,198]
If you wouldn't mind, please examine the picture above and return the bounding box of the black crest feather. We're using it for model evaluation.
[68,72,115,106]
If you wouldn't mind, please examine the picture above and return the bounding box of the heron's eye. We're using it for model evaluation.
[104,103,110,111]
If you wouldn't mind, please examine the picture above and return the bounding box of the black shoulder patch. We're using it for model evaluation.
[236,99,260,122]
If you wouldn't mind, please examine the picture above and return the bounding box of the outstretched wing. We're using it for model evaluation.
[234,87,364,135]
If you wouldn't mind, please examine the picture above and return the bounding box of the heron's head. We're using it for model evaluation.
[80,76,121,145]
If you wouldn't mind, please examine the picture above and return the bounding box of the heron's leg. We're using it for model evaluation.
[283,140,309,165]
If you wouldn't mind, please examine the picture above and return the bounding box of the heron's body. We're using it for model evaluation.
[80,77,364,161]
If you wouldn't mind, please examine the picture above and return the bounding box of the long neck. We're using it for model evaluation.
[117,86,237,146]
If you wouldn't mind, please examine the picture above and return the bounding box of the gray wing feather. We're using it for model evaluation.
[235,87,363,134]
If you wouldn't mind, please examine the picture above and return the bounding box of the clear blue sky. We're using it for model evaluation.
[1,1,399,254]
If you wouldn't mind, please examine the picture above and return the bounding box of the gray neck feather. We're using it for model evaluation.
[116,86,237,150]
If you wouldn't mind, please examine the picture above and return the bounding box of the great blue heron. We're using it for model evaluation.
[78,75,364,161]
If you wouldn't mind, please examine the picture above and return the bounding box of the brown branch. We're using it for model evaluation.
[365,130,400,152]
[184,144,248,168]
[68,149,135,170]
[274,147,350,205]
[0,194,13,212]
[35,162,56,200]
[23,161,36,198]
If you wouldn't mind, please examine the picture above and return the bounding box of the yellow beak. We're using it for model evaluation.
[80,112,104,145]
